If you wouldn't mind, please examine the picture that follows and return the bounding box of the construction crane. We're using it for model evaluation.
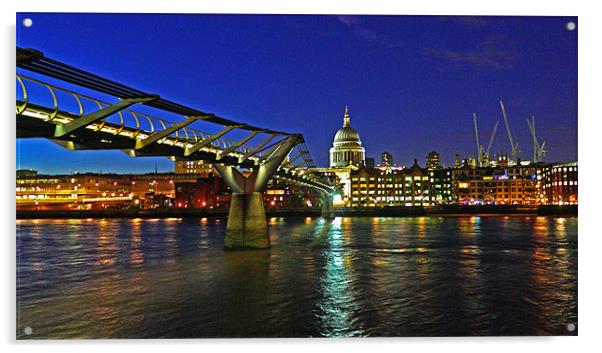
[486,121,499,158]
[526,115,547,163]
[499,100,520,162]
[473,113,499,167]
[473,113,482,166]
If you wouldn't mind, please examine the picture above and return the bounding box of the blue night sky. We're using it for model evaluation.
[16,13,577,174]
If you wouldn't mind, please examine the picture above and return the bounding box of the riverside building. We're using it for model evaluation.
[540,162,578,205]
[349,159,434,207]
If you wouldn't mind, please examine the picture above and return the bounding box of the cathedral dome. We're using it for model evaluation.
[334,125,361,144]
[332,106,362,145]
[329,106,366,168]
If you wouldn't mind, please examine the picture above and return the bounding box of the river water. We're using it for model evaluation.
[16,215,577,338]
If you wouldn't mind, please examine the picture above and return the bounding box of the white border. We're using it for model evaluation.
[3,0,600,352]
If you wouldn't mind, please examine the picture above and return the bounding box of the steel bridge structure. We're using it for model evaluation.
[16,47,336,249]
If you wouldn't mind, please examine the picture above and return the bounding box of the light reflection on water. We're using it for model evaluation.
[16,216,577,338]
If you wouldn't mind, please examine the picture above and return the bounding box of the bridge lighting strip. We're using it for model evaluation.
[16,74,247,152]
[17,47,296,136]
[19,107,258,163]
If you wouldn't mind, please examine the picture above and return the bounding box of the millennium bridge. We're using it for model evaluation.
[16,47,337,249]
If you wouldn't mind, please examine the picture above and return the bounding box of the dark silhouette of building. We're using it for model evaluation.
[426,151,441,170]
[381,151,394,167]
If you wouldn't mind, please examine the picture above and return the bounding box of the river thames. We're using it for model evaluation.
[16,215,577,338]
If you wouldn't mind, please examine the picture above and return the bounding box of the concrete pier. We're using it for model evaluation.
[225,192,270,249]
[321,194,335,219]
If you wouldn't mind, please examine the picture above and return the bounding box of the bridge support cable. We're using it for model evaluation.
[184,125,241,156]
[216,130,262,161]
[238,134,277,163]
[291,161,307,170]
[287,153,303,166]
[254,135,300,192]
[256,139,290,165]
[134,115,204,150]
[54,95,158,138]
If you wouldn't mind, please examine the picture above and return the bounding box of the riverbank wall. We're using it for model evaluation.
[16,205,577,219]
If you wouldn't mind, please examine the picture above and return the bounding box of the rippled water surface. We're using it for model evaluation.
[16,216,577,338]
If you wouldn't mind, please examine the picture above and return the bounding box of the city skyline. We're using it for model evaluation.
[16,14,577,174]
[14,11,580,340]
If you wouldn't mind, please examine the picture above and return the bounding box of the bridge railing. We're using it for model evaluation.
[16,74,268,157]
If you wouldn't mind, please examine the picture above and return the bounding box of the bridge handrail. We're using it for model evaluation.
[17,47,294,136]
[16,74,257,155]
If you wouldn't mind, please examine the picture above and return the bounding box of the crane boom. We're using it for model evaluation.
[500,100,519,160]
[486,121,499,155]
[527,115,547,163]
[473,113,481,165]
[526,117,536,162]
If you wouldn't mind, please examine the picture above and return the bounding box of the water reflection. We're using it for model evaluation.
[130,219,144,269]
[16,216,578,338]
[316,218,364,337]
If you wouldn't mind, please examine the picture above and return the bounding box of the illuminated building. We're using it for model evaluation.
[174,160,214,175]
[381,151,394,167]
[16,171,196,210]
[452,164,482,204]
[429,168,453,204]
[264,178,321,208]
[452,163,542,205]
[452,165,498,205]
[453,153,462,169]
[329,106,365,168]
[426,151,441,170]
[493,165,540,205]
[349,167,379,207]
[349,159,433,207]
[496,153,510,168]
[401,160,433,206]
[541,162,578,205]
[16,173,131,210]
[175,173,230,209]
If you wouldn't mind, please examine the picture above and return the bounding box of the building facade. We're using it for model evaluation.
[174,160,214,175]
[381,151,394,167]
[429,167,453,204]
[16,172,196,210]
[541,162,578,205]
[174,173,231,209]
[452,163,542,205]
[426,151,442,170]
[349,160,434,207]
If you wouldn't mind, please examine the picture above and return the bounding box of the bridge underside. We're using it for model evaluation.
[17,55,337,250]
[17,102,257,167]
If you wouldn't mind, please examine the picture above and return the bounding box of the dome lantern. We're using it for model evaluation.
[343,105,350,127]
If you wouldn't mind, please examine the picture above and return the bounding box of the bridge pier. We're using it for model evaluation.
[225,192,269,249]
[214,135,301,250]
[321,193,335,219]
